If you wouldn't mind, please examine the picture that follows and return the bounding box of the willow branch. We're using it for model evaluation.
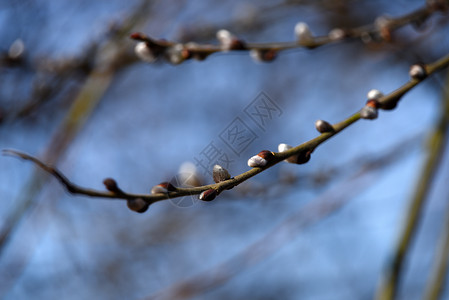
[375,64,449,300]
[423,194,449,300]
[4,52,449,211]
[130,2,448,64]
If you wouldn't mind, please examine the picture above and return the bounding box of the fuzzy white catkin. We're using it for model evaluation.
[134,42,156,63]
[212,165,231,183]
[216,29,233,43]
[278,143,292,153]
[167,44,185,65]
[367,89,384,100]
[328,28,345,41]
[360,106,378,120]
[248,155,267,167]
[216,29,235,51]
[294,22,313,44]
[409,64,427,79]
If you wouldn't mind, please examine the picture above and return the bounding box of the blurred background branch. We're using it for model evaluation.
[375,68,449,300]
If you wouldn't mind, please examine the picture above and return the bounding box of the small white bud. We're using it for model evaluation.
[328,28,345,41]
[294,22,313,44]
[216,29,245,51]
[278,143,292,153]
[151,182,175,194]
[216,29,234,50]
[315,120,334,133]
[134,42,156,63]
[360,106,378,120]
[367,89,384,100]
[9,39,25,59]
[212,165,231,183]
[167,44,186,65]
[409,64,427,80]
[216,29,233,43]
[278,144,311,164]
[278,143,298,164]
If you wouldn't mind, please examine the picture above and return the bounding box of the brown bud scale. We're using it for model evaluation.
[127,198,149,213]
[366,99,380,109]
[315,120,334,133]
[199,189,218,202]
[103,178,120,193]
[151,182,176,194]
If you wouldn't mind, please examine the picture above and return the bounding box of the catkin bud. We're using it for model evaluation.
[248,150,275,167]
[360,100,379,120]
[328,28,345,41]
[409,64,427,80]
[291,150,311,164]
[278,143,292,153]
[127,198,149,213]
[294,22,314,45]
[278,143,302,164]
[367,89,384,101]
[199,189,217,202]
[134,42,157,63]
[315,120,334,133]
[212,165,231,183]
[151,182,176,194]
[216,29,245,51]
[166,44,189,65]
[103,178,121,193]
[216,29,233,48]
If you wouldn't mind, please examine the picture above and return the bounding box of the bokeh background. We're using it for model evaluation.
[1,0,449,299]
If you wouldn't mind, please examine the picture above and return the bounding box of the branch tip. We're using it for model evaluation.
[130,32,148,41]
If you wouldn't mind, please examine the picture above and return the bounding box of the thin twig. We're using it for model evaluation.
[423,195,449,300]
[375,64,449,300]
[4,52,449,209]
[423,71,449,300]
